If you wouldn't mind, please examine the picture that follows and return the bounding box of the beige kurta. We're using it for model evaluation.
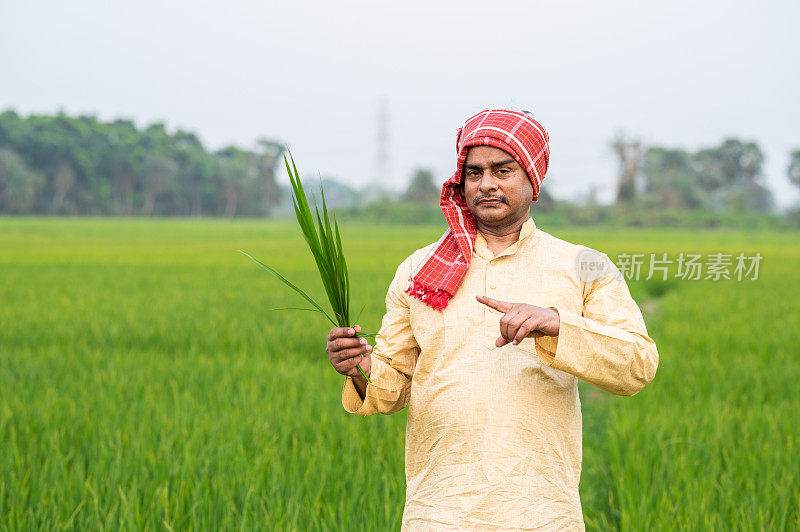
[342,216,659,530]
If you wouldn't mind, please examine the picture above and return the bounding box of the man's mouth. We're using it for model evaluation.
[477,198,506,205]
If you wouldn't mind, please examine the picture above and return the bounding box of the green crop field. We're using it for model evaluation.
[1,217,798,530]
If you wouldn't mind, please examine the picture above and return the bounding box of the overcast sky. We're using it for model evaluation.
[2,0,799,208]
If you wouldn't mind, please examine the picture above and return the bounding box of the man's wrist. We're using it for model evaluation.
[352,373,368,400]
[548,307,561,336]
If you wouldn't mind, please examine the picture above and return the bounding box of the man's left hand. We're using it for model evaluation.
[476,295,560,347]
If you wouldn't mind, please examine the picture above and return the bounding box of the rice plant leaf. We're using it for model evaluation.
[322,186,346,323]
[312,183,348,326]
[333,213,349,323]
[286,155,322,260]
[249,153,370,382]
[356,364,371,383]
[313,202,338,311]
[238,250,337,327]
[353,302,366,326]
[282,156,351,327]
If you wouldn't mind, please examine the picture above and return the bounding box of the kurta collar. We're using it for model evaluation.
[474,216,537,260]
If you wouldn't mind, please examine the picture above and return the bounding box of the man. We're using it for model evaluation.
[326,109,659,530]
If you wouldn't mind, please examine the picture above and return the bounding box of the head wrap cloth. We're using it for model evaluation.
[405,109,550,310]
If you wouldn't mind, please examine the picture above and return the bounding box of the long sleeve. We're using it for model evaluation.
[342,257,420,415]
[535,252,659,396]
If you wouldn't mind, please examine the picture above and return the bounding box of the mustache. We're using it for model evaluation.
[474,195,507,205]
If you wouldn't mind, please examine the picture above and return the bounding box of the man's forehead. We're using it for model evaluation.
[465,145,518,166]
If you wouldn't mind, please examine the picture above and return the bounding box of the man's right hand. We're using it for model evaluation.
[326,325,372,379]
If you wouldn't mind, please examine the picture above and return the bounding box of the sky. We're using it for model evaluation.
[2,0,799,209]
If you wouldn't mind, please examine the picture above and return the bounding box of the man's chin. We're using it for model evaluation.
[472,206,510,224]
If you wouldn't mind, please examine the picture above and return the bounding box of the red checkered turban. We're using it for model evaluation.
[405,109,550,310]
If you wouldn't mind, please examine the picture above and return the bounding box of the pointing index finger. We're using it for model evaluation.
[476,295,513,313]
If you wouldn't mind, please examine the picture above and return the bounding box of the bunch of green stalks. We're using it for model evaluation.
[240,153,373,383]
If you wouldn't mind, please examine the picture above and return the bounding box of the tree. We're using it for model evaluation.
[141,153,178,216]
[643,148,707,209]
[695,139,769,212]
[712,139,764,186]
[0,109,291,216]
[0,147,45,213]
[788,149,800,190]
[51,162,76,212]
[173,130,213,217]
[611,133,642,204]
[302,176,359,209]
[107,119,144,216]
[402,168,439,204]
[216,147,256,217]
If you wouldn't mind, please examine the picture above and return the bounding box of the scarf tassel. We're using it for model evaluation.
[405,279,451,311]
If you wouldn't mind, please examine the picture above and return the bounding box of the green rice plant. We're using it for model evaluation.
[240,153,373,383]
[2,218,799,529]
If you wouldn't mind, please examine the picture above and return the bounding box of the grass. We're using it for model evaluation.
[0,217,798,530]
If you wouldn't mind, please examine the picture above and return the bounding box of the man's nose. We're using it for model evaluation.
[478,174,499,192]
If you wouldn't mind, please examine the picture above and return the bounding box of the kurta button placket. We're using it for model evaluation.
[485,260,501,349]
[484,255,500,350]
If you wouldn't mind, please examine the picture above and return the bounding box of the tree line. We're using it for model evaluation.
[0,110,285,216]
[1,110,799,217]
[611,133,800,213]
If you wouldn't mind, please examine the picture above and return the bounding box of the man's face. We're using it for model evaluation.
[462,145,533,226]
